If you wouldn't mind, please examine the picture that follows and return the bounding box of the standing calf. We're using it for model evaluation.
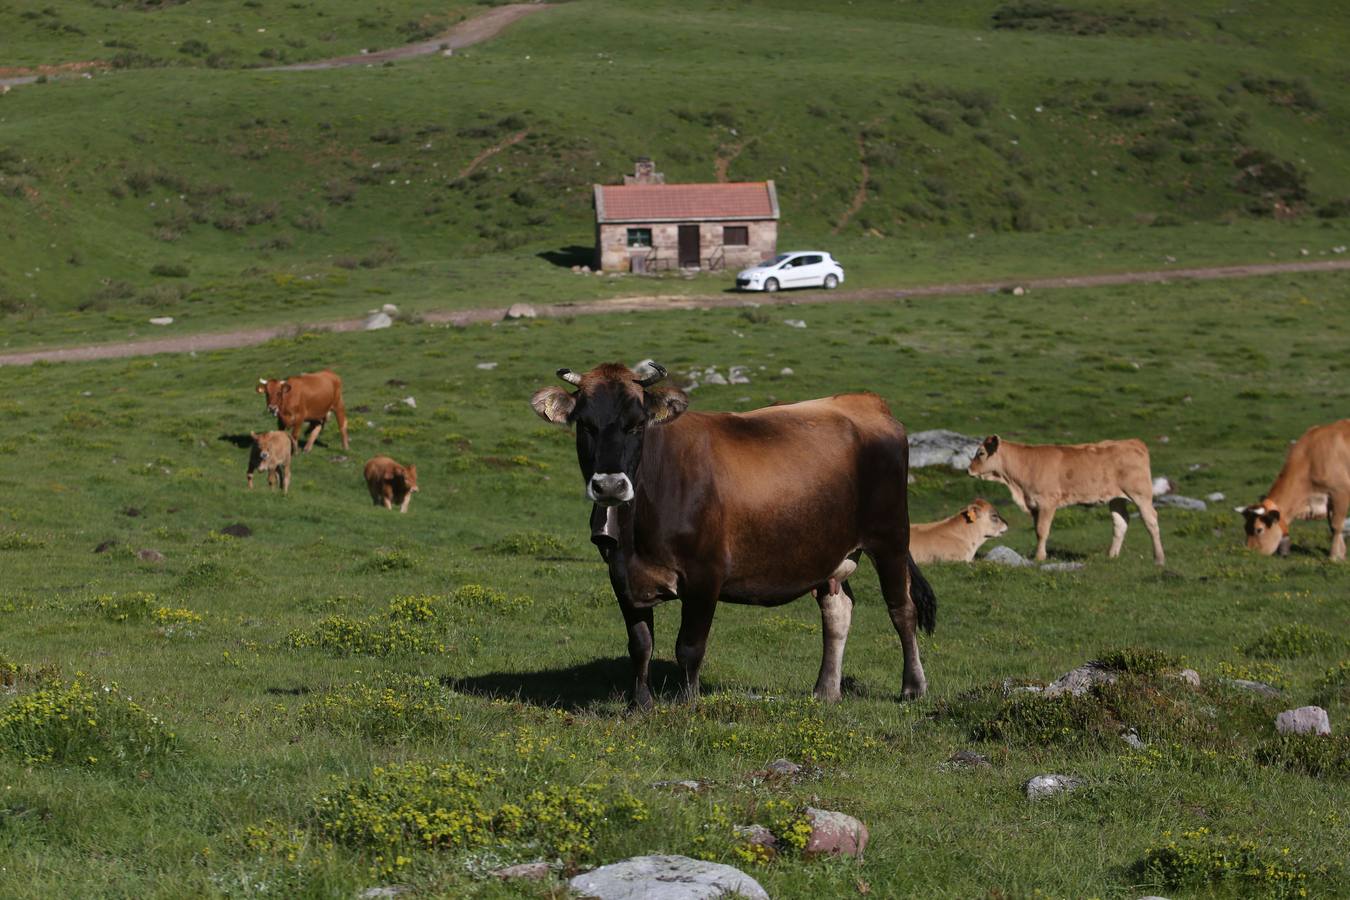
[364,456,419,513]
[967,435,1165,565]
[247,431,297,493]
[1242,419,1350,560]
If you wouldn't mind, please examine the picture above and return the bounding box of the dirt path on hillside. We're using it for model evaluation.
[0,3,551,88]
[457,129,530,179]
[4,259,1348,367]
[833,130,872,234]
[265,3,551,72]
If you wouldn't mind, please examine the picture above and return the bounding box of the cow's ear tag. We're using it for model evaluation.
[645,388,688,425]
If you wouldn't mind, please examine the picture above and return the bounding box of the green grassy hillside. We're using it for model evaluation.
[2,0,1349,348]
[1,274,1347,897]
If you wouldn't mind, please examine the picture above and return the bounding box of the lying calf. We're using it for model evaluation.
[910,498,1008,563]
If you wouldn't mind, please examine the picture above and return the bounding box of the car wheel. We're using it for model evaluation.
[823,273,839,289]
[764,278,779,293]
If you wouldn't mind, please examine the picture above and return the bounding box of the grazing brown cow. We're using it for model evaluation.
[967,435,1165,565]
[247,430,297,493]
[531,361,936,710]
[1242,419,1350,560]
[256,369,349,452]
[910,499,1009,563]
[364,456,419,513]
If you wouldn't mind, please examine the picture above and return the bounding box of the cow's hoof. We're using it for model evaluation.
[900,682,927,701]
[813,686,843,704]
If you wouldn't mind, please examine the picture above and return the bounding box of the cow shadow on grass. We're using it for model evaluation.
[447,657,701,711]
[536,245,596,269]
[218,433,255,449]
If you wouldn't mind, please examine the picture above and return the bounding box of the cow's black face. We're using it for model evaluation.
[530,362,688,507]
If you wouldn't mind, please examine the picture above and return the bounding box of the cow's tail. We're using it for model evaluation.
[907,553,937,635]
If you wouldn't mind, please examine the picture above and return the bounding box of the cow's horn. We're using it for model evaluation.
[556,368,583,385]
[258,378,268,385]
[634,360,667,387]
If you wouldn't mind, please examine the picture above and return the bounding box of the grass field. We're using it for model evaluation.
[1,273,1347,897]
[3,0,1350,350]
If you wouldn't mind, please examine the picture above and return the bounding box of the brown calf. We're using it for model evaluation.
[256,369,349,452]
[247,431,297,493]
[910,499,1009,563]
[1242,419,1350,560]
[967,435,1165,565]
[364,456,419,513]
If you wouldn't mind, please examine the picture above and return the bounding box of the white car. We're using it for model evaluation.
[735,251,845,292]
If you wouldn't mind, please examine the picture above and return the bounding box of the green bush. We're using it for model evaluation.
[0,678,178,767]
[1140,826,1326,897]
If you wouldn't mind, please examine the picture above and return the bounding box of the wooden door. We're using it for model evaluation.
[678,225,700,268]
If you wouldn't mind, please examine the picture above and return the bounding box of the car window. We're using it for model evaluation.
[801,255,822,265]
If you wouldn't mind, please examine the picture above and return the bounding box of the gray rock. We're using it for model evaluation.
[148,316,174,326]
[358,888,409,899]
[1154,494,1206,511]
[1001,678,1044,696]
[1024,774,1082,800]
[765,758,801,777]
[704,371,728,385]
[1152,476,1174,495]
[569,855,768,900]
[380,303,399,315]
[492,861,550,881]
[1040,561,1085,572]
[1275,706,1331,736]
[1206,492,1226,502]
[1221,678,1281,698]
[732,824,777,853]
[728,366,751,385]
[909,429,982,469]
[401,396,416,409]
[984,545,1032,567]
[943,749,992,770]
[504,302,537,320]
[779,367,794,376]
[652,779,706,793]
[364,312,393,330]
[1121,729,1146,750]
[804,807,868,858]
[783,319,806,329]
[1174,668,1201,688]
[137,549,165,563]
[1044,662,1117,698]
[475,361,498,370]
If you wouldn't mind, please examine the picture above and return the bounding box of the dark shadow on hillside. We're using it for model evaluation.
[218,433,255,449]
[447,657,695,711]
[536,245,595,269]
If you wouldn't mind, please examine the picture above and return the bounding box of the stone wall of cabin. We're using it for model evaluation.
[597,220,777,272]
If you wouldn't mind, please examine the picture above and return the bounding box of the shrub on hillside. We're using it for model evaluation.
[1139,827,1327,897]
[0,678,178,767]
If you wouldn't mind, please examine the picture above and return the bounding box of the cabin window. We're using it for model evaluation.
[626,228,653,248]
[723,226,749,246]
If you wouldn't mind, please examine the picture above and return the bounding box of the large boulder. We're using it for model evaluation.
[909,429,982,469]
[803,807,869,858]
[1024,774,1081,800]
[1044,662,1118,698]
[568,855,768,900]
[1275,706,1331,736]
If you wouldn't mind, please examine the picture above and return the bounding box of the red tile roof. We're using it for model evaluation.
[595,181,778,223]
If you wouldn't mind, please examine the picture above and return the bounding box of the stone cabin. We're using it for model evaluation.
[593,159,779,273]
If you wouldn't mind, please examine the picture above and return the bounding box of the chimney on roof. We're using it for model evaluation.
[623,157,665,185]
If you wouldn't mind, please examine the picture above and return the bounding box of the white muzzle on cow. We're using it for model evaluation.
[589,472,634,505]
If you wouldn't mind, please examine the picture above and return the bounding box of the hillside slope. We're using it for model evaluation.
[2,0,1348,343]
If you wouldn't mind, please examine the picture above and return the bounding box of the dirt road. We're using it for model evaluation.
[0,3,551,88]
[3,259,1347,367]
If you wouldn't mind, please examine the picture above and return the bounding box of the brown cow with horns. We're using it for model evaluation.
[530,360,936,710]
[256,369,349,453]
